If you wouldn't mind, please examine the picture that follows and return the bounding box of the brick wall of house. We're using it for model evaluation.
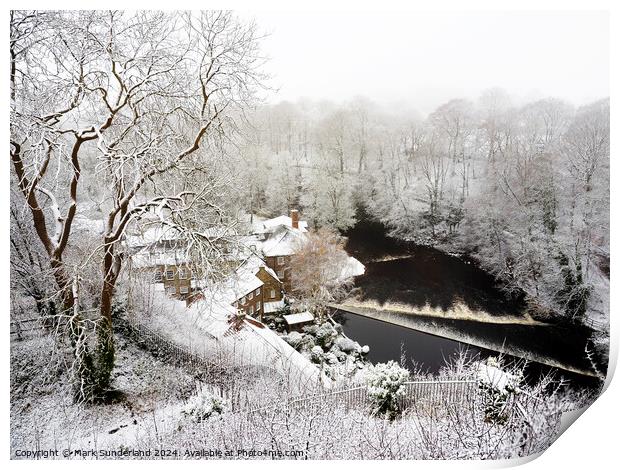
[231,267,284,321]
[265,255,292,292]
[151,264,195,299]
[233,285,263,318]
[256,267,284,302]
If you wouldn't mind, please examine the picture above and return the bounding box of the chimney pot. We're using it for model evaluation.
[290,209,299,229]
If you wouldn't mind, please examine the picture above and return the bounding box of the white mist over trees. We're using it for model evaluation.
[235,93,609,323]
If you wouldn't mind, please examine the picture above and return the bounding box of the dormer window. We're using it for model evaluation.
[277,256,285,265]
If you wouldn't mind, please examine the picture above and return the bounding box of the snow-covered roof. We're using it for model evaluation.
[148,284,235,339]
[224,269,264,303]
[126,224,185,248]
[262,227,307,257]
[261,215,308,233]
[263,299,286,313]
[197,225,237,239]
[238,254,282,283]
[261,265,281,283]
[130,247,191,268]
[283,311,314,325]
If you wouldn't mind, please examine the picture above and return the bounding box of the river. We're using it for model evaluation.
[335,219,603,390]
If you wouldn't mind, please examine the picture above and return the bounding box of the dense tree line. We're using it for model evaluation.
[235,92,609,324]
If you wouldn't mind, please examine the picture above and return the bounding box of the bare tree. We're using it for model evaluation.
[10,10,266,400]
[288,229,354,320]
[563,99,609,193]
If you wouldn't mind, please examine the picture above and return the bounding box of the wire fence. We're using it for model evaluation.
[243,379,481,417]
[582,316,606,330]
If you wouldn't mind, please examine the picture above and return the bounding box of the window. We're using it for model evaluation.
[154,271,163,282]
[166,286,176,295]
[180,286,189,294]
[277,271,284,278]
[255,288,260,296]
[250,305,254,314]
[256,301,261,311]
[179,268,188,279]
[270,289,276,298]
[166,270,174,280]
[249,291,253,300]
[277,256,285,265]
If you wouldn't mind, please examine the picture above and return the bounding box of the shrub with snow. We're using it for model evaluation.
[310,345,324,364]
[324,352,338,365]
[476,357,522,424]
[181,390,229,423]
[366,361,410,420]
[282,331,304,349]
[302,324,318,336]
[313,323,338,349]
[335,336,361,354]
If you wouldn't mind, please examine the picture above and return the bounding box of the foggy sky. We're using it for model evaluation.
[248,11,609,114]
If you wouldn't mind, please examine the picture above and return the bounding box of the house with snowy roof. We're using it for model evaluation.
[253,209,308,291]
[127,225,197,299]
[126,218,243,301]
[127,208,364,319]
[228,255,285,320]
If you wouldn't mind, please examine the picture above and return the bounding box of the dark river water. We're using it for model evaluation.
[332,309,485,373]
[337,218,604,391]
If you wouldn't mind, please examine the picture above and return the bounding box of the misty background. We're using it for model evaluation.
[248,11,609,113]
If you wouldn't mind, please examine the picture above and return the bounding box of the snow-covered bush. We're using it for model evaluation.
[476,357,522,424]
[282,331,304,349]
[366,361,410,420]
[285,321,370,379]
[324,352,338,365]
[335,336,361,354]
[310,345,324,364]
[181,390,229,423]
[313,323,338,349]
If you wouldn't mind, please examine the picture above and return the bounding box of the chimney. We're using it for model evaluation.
[290,209,299,229]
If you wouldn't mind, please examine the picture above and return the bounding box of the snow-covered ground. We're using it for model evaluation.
[133,285,327,392]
